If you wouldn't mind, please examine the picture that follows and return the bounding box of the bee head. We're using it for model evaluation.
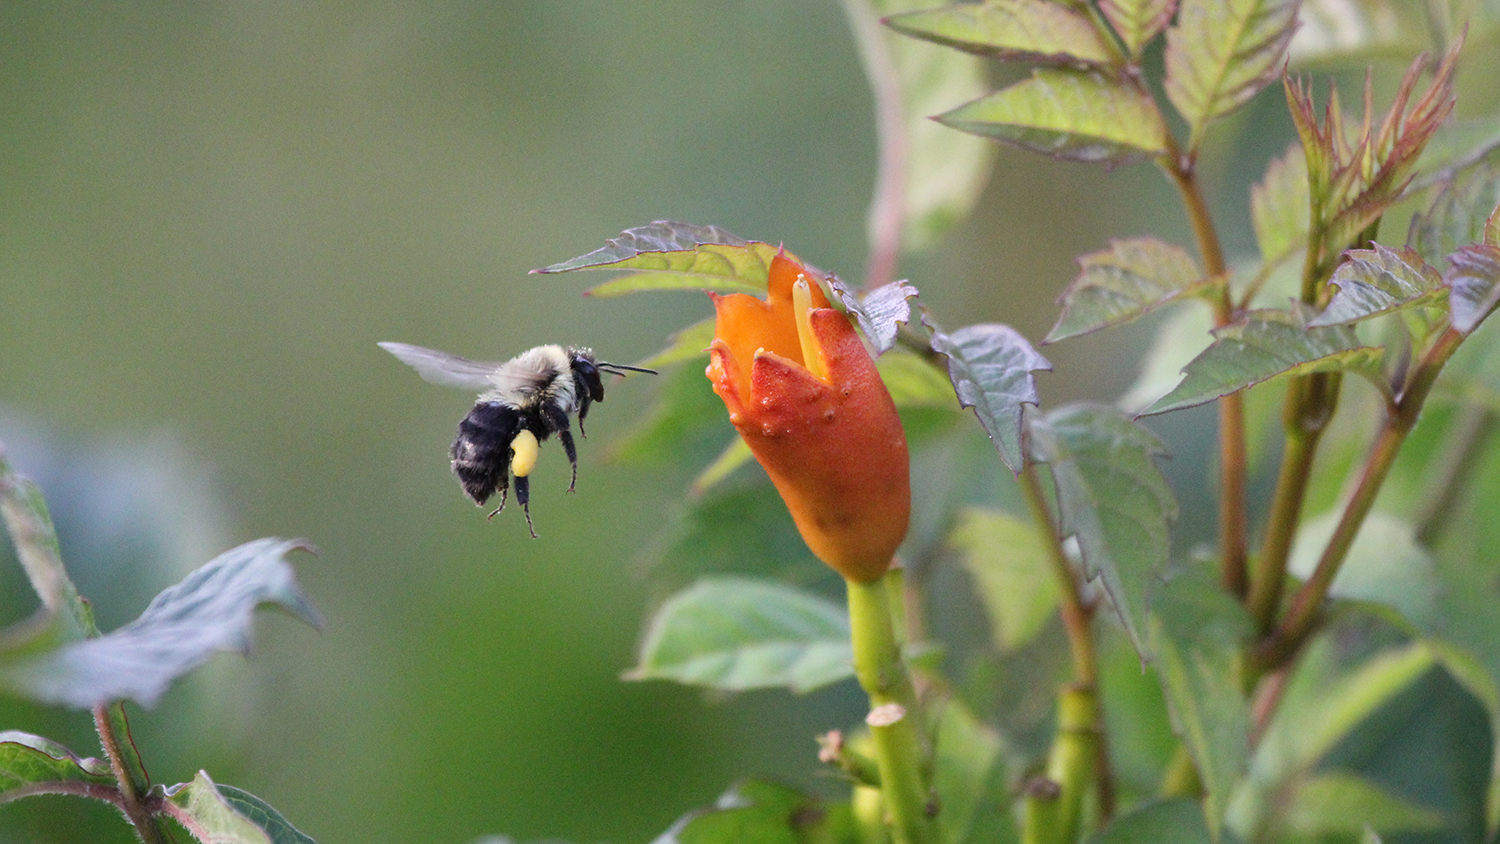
[568,348,656,404]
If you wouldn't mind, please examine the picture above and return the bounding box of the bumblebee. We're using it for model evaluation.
[379,341,655,536]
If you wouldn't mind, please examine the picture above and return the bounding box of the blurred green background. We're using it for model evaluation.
[8,3,1488,844]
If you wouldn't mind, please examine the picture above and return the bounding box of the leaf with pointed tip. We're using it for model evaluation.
[1046,238,1204,342]
[0,731,116,798]
[0,457,91,644]
[829,277,918,354]
[885,0,1120,66]
[1408,166,1500,265]
[0,538,322,709]
[936,69,1167,165]
[1164,0,1299,149]
[1309,244,1444,327]
[625,578,853,694]
[1032,404,1176,660]
[926,319,1051,473]
[165,771,317,844]
[534,222,784,296]
[1150,569,1252,840]
[1252,143,1310,268]
[948,508,1060,652]
[1448,244,1500,334]
[1117,306,1215,413]
[1143,308,1385,415]
[1100,0,1177,58]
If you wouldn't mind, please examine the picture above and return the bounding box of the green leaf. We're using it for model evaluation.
[1284,771,1444,837]
[829,277,918,354]
[654,780,855,844]
[0,538,322,708]
[1032,404,1176,660]
[932,698,1015,844]
[638,317,715,369]
[1251,143,1310,268]
[1447,244,1500,334]
[1164,0,1299,148]
[0,730,116,797]
[926,319,1051,473]
[164,771,308,844]
[625,578,853,693]
[884,0,1121,66]
[1143,307,1385,415]
[1099,0,1176,59]
[1150,570,1253,839]
[876,347,962,409]
[1425,639,1500,836]
[1045,238,1205,342]
[1309,244,1445,327]
[0,455,91,643]
[534,221,784,296]
[1288,510,1438,629]
[948,508,1060,652]
[1087,798,1210,844]
[936,68,1167,165]
[215,784,319,844]
[1117,305,1214,413]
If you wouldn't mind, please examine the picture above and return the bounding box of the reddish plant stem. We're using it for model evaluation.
[94,703,167,844]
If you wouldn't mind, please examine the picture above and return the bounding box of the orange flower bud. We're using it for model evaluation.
[706,252,911,582]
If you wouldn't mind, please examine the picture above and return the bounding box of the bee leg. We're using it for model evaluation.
[557,429,578,493]
[515,474,537,538]
[543,404,579,492]
[485,471,510,519]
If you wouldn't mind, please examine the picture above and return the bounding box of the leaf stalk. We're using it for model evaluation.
[94,703,169,844]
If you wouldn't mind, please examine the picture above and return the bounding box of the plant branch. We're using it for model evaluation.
[840,0,907,292]
[847,572,937,844]
[94,703,168,844]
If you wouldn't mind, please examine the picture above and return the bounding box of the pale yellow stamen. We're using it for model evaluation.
[792,276,828,382]
[510,429,540,477]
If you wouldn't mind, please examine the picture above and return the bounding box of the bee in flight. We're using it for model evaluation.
[379,341,656,537]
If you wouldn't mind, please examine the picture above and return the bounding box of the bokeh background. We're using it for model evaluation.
[3,3,1495,844]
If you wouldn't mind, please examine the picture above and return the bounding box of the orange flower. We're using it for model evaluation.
[706,252,911,582]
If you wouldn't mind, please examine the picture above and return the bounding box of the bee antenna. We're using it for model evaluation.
[597,362,658,376]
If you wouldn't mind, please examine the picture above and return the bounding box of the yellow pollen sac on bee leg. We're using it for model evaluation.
[510,429,540,478]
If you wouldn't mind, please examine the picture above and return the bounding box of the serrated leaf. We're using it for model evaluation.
[1309,244,1445,327]
[948,508,1061,651]
[1252,143,1310,268]
[0,538,322,708]
[1284,771,1443,836]
[1088,798,1210,844]
[164,771,282,844]
[1289,510,1438,629]
[653,780,853,844]
[936,68,1167,165]
[926,319,1051,473]
[1100,0,1176,59]
[638,317,715,369]
[1143,308,1384,415]
[1425,639,1500,836]
[0,456,91,644]
[534,221,785,296]
[0,731,116,797]
[829,277,918,354]
[885,0,1120,66]
[1447,244,1500,334]
[1410,167,1500,266]
[1032,404,1175,660]
[1117,306,1215,413]
[626,578,853,693]
[876,347,961,408]
[1164,0,1299,149]
[1046,238,1204,342]
[1151,570,1251,839]
[215,784,319,844]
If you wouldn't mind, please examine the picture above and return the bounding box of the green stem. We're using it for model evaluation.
[847,573,937,844]
[1023,686,1101,844]
[1257,327,1465,669]
[95,703,168,844]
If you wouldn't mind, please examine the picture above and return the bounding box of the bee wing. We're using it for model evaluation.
[378,342,505,390]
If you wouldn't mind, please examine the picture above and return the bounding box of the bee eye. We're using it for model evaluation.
[573,359,605,402]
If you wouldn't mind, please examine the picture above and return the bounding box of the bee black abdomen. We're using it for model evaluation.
[451,401,521,505]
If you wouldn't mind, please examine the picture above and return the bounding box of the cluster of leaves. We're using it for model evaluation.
[0,449,321,844]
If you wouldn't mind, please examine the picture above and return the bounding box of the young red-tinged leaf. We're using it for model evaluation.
[1046,237,1205,342]
[1309,244,1445,327]
[926,318,1052,473]
[1150,569,1253,840]
[1100,0,1177,59]
[625,577,854,694]
[0,731,116,797]
[885,0,1121,67]
[534,221,785,296]
[1252,143,1311,268]
[948,508,1061,652]
[1448,244,1500,334]
[0,538,321,709]
[1032,403,1176,662]
[828,276,919,354]
[1143,308,1385,415]
[164,771,317,844]
[1408,165,1500,265]
[936,68,1167,165]
[1164,0,1299,149]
